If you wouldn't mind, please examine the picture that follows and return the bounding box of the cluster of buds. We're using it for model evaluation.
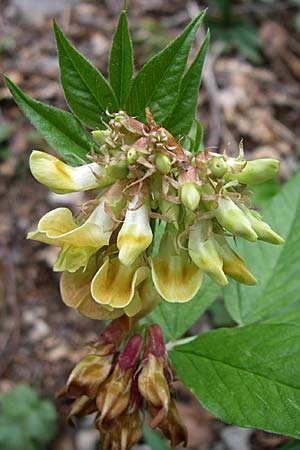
[57,319,186,449]
[28,108,284,319]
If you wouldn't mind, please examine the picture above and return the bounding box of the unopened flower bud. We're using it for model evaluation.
[105,160,128,179]
[209,156,227,178]
[237,159,280,185]
[215,197,258,242]
[92,129,111,144]
[181,182,201,211]
[240,206,284,245]
[158,198,180,229]
[215,235,257,285]
[155,153,171,175]
[126,146,138,164]
[188,221,228,287]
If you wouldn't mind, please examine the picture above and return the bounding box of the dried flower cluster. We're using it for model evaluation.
[57,320,186,450]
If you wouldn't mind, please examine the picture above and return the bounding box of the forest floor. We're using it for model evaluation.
[1,0,300,449]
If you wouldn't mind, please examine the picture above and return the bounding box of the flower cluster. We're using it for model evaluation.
[28,109,283,320]
[58,320,186,450]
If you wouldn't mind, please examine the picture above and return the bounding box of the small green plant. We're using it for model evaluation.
[0,384,56,450]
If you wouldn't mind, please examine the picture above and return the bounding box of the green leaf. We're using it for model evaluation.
[125,11,206,124]
[280,440,300,450]
[165,32,209,138]
[4,77,94,165]
[53,21,118,128]
[146,278,220,341]
[224,172,300,325]
[251,178,281,209]
[109,9,133,106]
[170,323,300,438]
[143,426,171,450]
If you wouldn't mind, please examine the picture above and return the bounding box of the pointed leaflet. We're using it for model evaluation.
[165,31,209,138]
[145,278,220,341]
[125,11,206,124]
[53,21,118,128]
[170,323,300,438]
[224,172,300,325]
[4,77,94,165]
[109,9,133,106]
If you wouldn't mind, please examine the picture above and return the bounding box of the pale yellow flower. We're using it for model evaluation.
[150,227,203,303]
[117,196,153,266]
[28,201,114,272]
[91,256,150,316]
[30,150,114,194]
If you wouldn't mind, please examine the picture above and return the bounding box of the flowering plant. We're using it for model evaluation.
[5,6,300,449]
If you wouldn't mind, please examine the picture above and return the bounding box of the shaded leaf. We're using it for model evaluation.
[125,11,205,124]
[224,172,300,325]
[170,323,300,438]
[165,32,209,138]
[109,9,133,106]
[53,21,118,128]
[4,77,94,165]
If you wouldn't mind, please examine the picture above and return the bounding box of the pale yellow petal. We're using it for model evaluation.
[27,230,64,247]
[54,244,96,272]
[131,277,161,322]
[124,291,143,317]
[117,200,153,266]
[30,150,114,194]
[60,258,123,320]
[150,253,203,303]
[39,205,113,248]
[91,257,149,308]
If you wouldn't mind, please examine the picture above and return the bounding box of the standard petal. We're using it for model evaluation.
[117,199,153,266]
[60,258,123,320]
[91,257,149,309]
[150,251,203,303]
[30,150,114,193]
